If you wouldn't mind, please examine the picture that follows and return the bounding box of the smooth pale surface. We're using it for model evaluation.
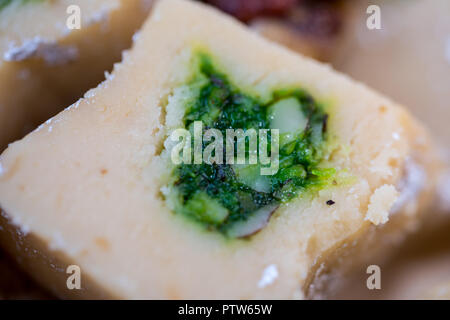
[0,0,152,150]
[0,0,441,299]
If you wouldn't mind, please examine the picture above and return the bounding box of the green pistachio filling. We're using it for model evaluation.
[164,52,335,238]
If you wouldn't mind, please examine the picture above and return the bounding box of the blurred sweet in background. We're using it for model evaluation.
[204,0,343,61]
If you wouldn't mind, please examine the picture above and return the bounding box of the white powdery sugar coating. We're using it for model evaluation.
[258,264,279,288]
[104,71,115,81]
[132,31,142,43]
[10,215,30,236]
[35,123,45,133]
[36,117,58,133]
[48,232,67,251]
[20,224,30,235]
[66,99,82,111]
[0,160,4,177]
[4,37,44,61]
[4,37,78,66]
[392,132,400,140]
[88,10,109,26]
[84,89,97,99]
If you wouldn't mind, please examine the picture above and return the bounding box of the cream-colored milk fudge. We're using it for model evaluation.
[0,0,152,151]
[0,0,443,299]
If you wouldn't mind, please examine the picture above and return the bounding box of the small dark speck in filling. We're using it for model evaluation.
[326,199,335,206]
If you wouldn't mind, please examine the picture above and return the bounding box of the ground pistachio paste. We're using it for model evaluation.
[163,51,335,238]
